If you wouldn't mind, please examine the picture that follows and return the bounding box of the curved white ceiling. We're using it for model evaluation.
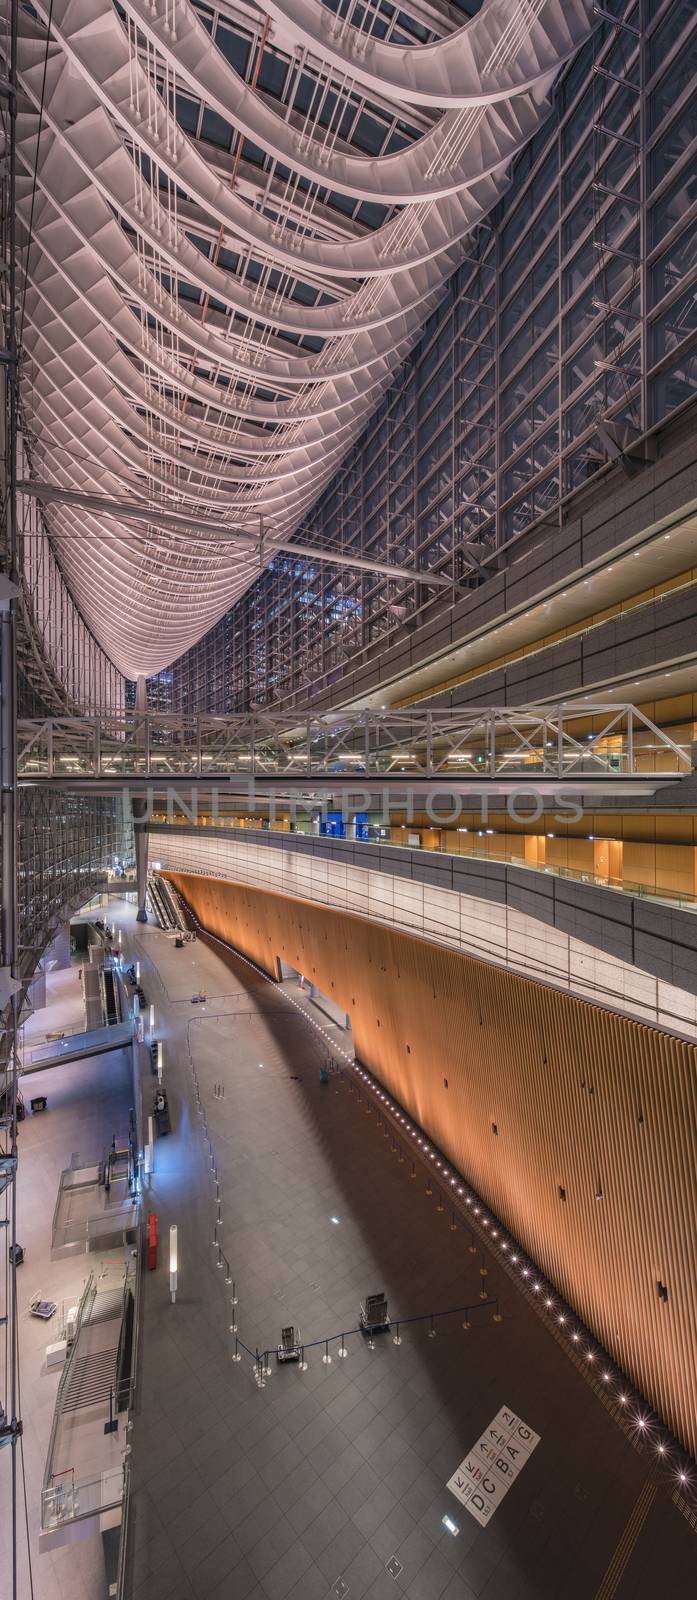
[13,0,595,678]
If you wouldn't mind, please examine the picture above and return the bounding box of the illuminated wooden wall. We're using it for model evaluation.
[166,869,697,1460]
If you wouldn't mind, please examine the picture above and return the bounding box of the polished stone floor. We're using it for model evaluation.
[121,905,697,1600]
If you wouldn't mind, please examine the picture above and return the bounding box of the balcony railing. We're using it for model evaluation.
[41,1257,140,1537]
[41,1464,125,1533]
[151,819,697,917]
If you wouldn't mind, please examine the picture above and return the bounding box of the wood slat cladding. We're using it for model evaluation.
[166,869,697,1461]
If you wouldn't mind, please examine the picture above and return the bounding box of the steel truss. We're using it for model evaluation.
[15,699,693,784]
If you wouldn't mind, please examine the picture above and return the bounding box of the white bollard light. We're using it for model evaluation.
[144,1116,154,1179]
[169,1225,178,1303]
[149,1003,155,1039]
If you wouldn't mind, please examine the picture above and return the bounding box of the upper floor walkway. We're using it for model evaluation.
[16,699,693,794]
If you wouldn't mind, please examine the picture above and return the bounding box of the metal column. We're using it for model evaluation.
[133,796,149,924]
[133,676,149,921]
[0,4,23,1593]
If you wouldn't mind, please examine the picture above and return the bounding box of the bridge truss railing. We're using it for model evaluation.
[16,701,693,783]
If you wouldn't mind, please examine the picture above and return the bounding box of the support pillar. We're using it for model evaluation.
[134,676,148,921]
[133,796,148,923]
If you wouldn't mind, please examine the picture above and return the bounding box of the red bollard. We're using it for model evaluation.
[148,1212,157,1270]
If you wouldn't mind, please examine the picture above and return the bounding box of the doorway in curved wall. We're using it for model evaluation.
[279,960,353,1040]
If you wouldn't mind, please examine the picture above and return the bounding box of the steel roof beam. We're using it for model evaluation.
[17,481,455,588]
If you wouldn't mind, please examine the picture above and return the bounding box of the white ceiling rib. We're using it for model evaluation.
[11,0,595,676]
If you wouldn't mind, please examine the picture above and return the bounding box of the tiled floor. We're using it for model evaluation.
[20,960,85,1059]
[118,907,697,1600]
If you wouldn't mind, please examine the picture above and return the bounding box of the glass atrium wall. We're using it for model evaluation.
[17,455,125,716]
[5,466,129,975]
[17,792,131,981]
[154,0,697,715]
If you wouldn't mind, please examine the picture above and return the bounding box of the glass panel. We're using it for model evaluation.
[649,164,697,250]
[649,34,697,132]
[650,347,697,419]
[650,230,697,301]
[501,335,558,419]
[649,100,697,191]
[650,286,697,363]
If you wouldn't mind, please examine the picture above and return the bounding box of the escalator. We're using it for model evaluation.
[147,875,189,935]
[146,877,174,930]
[158,877,185,929]
[101,965,118,1026]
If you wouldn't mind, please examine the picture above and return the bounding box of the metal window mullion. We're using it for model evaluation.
[639,0,648,431]
[492,220,502,552]
[556,109,564,513]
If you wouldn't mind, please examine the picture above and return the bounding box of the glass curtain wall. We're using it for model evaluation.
[5,464,129,975]
[153,0,697,715]
[17,791,131,982]
[17,443,125,716]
